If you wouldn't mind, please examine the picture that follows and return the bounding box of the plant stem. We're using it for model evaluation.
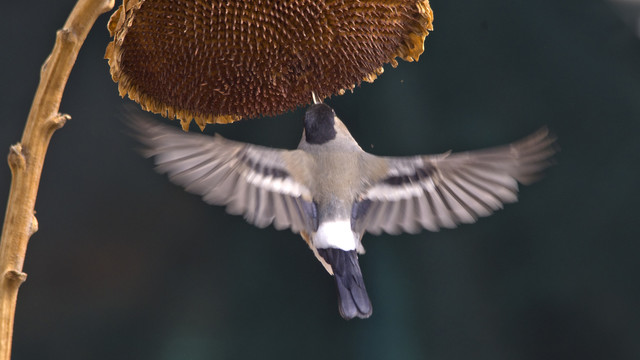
[0,0,114,358]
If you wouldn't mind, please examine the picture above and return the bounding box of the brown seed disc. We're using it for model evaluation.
[105,0,434,129]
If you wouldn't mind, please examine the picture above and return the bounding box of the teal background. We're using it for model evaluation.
[1,1,640,359]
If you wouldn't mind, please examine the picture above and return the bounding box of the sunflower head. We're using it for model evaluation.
[105,0,434,130]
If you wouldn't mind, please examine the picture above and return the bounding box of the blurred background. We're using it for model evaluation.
[2,0,640,359]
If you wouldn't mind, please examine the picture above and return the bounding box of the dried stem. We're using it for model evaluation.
[0,0,114,358]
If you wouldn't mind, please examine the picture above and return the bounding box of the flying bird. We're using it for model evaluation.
[129,103,555,320]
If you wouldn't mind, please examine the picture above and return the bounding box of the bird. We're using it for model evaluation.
[128,101,556,320]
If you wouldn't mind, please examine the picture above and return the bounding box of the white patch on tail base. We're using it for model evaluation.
[313,220,357,251]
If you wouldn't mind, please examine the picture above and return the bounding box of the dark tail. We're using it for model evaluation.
[317,248,372,320]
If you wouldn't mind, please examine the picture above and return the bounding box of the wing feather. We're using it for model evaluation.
[129,116,316,234]
[358,128,556,234]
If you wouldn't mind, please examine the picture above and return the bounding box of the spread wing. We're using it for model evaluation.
[353,128,556,235]
[129,116,317,234]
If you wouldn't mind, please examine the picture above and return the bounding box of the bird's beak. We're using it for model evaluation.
[312,92,322,105]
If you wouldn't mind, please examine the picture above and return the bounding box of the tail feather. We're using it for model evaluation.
[317,248,372,319]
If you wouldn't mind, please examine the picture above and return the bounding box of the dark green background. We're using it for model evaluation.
[2,0,639,359]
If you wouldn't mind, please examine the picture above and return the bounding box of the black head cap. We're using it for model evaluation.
[304,104,337,144]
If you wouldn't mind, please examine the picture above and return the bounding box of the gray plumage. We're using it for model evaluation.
[129,103,556,320]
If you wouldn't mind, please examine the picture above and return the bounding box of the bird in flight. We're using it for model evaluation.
[129,102,555,320]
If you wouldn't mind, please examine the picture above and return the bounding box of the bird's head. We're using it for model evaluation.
[304,103,338,145]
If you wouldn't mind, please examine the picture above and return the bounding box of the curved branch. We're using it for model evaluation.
[0,0,114,359]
